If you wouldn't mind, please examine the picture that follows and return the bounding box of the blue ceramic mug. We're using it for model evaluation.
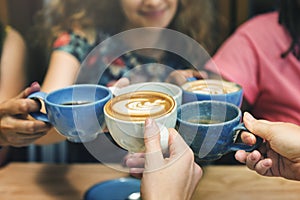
[177,100,262,161]
[28,84,112,143]
[181,79,243,107]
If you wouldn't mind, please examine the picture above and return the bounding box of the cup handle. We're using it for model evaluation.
[27,92,50,123]
[159,125,169,154]
[228,123,263,152]
[155,123,170,154]
[108,86,118,97]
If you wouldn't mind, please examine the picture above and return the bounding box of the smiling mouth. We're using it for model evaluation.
[139,8,167,17]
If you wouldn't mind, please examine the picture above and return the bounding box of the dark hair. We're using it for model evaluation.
[32,0,223,56]
[279,0,300,59]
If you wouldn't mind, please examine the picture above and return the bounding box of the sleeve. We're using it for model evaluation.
[205,29,260,105]
[52,32,93,63]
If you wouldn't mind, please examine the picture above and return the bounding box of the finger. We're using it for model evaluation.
[144,118,164,170]
[1,117,51,134]
[114,77,130,88]
[193,70,208,79]
[240,131,256,145]
[3,130,46,146]
[15,132,46,139]
[243,112,273,140]
[234,150,249,163]
[18,82,41,98]
[246,150,262,170]
[165,70,186,85]
[0,98,41,116]
[254,158,272,176]
[144,118,163,154]
[129,168,144,179]
[6,132,46,144]
[123,152,145,159]
[125,156,145,168]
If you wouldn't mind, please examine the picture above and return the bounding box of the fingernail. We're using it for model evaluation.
[244,112,255,122]
[243,132,254,145]
[31,81,39,87]
[262,159,272,167]
[250,153,256,161]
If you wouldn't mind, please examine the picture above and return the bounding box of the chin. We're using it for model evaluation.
[144,21,170,28]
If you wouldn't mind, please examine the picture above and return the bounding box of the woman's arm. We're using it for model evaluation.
[0,27,26,102]
[34,50,81,145]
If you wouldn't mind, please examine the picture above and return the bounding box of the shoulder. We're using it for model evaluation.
[236,12,281,34]
[53,31,96,63]
[4,26,25,46]
[229,11,289,47]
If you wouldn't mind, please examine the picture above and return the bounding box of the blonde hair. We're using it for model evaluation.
[32,0,223,55]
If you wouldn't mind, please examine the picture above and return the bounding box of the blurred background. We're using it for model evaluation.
[0,0,277,87]
[0,0,277,164]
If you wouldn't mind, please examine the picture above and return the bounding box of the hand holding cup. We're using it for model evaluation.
[177,100,262,161]
[28,84,112,143]
[104,90,177,153]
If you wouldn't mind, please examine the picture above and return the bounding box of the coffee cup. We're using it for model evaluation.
[113,82,182,107]
[28,84,112,143]
[181,79,243,107]
[177,100,262,161]
[104,91,177,153]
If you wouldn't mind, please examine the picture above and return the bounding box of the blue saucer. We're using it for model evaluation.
[84,177,141,200]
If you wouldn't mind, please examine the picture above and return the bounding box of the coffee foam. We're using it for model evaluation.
[184,80,240,94]
[105,91,175,122]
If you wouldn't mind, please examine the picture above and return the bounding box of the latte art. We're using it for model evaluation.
[189,84,237,94]
[113,98,167,116]
[105,91,175,122]
[183,80,240,95]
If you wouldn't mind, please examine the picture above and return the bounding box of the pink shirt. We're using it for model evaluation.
[205,12,300,125]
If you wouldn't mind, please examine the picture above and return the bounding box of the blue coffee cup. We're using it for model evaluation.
[177,100,262,161]
[28,84,112,143]
[181,79,243,107]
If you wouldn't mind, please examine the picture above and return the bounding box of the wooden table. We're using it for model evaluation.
[0,162,300,200]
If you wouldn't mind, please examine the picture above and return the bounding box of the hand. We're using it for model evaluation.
[107,77,130,98]
[0,82,52,147]
[235,112,300,181]
[140,118,202,200]
[165,69,207,86]
[108,77,130,90]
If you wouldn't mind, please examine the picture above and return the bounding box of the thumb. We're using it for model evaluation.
[243,112,272,140]
[18,82,41,98]
[144,118,164,170]
[144,118,163,154]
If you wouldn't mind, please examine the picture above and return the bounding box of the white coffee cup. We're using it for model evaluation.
[104,91,177,153]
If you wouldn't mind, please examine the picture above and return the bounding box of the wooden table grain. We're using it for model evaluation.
[0,162,300,200]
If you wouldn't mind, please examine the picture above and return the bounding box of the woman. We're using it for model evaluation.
[205,0,300,125]
[30,0,224,146]
[32,0,223,86]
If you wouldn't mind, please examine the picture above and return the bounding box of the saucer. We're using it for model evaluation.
[84,177,141,200]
